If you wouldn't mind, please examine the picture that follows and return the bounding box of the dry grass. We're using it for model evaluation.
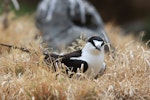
[0,13,150,100]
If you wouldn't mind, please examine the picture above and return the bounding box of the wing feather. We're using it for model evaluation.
[44,50,88,73]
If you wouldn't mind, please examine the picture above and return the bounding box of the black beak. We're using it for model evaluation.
[95,47,101,51]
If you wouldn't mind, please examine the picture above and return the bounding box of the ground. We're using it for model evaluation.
[0,13,149,100]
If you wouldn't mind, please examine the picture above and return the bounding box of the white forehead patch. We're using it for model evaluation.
[93,40,103,47]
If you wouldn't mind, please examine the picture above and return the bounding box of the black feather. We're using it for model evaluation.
[88,36,104,47]
[44,50,88,73]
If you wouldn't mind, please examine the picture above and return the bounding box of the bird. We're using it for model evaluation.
[44,36,106,78]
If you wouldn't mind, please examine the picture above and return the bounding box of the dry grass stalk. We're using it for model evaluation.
[0,14,149,100]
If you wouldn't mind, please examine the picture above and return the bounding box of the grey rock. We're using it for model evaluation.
[36,0,110,50]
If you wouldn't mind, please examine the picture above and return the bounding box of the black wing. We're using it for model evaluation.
[44,50,88,73]
[44,50,82,60]
[61,57,88,73]
[60,50,88,73]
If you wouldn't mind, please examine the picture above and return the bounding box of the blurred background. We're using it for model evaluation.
[0,0,150,44]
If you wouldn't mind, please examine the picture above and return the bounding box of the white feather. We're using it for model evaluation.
[70,42,105,77]
[93,40,103,48]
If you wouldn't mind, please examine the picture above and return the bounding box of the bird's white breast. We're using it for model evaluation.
[70,50,104,77]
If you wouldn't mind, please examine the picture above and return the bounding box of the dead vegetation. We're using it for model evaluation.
[0,13,150,100]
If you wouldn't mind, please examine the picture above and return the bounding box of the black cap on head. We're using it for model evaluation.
[88,36,104,47]
[88,36,104,42]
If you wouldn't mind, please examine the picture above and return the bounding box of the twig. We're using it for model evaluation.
[0,43,30,53]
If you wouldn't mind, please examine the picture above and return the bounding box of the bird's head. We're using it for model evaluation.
[83,36,105,54]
